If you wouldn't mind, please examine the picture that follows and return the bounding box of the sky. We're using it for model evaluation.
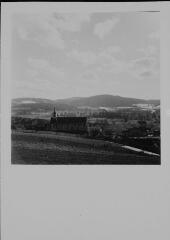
[11,11,160,100]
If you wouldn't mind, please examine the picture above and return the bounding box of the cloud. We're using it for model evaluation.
[28,41,158,86]
[67,49,97,66]
[131,42,160,80]
[17,13,91,49]
[14,57,70,99]
[132,57,155,69]
[68,45,124,75]
[137,45,159,58]
[100,46,122,55]
[94,17,119,39]
[72,45,159,81]
[68,45,126,87]
[98,46,124,69]
[53,13,91,32]
[128,56,159,79]
[18,15,65,49]
[140,71,153,78]
[28,58,65,80]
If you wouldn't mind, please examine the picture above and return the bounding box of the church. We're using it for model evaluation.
[50,108,87,134]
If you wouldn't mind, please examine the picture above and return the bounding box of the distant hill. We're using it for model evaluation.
[55,95,160,108]
[12,95,160,118]
[12,98,76,119]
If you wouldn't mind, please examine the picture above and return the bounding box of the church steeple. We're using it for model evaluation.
[52,107,56,118]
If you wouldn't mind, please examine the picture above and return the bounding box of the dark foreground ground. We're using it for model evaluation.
[11,131,160,165]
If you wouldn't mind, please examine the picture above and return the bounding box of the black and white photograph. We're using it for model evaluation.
[10,10,160,164]
[2,3,170,240]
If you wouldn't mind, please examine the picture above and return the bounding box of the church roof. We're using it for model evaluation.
[55,117,87,124]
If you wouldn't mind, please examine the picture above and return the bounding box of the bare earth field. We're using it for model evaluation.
[11,131,160,165]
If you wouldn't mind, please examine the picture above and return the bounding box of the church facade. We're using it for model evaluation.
[50,108,87,134]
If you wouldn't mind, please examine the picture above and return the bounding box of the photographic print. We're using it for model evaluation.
[11,11,160,164]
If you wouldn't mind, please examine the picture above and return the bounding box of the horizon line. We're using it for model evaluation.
[12,94,160,101]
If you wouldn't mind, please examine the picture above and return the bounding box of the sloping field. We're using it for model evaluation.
[11,131,160,164]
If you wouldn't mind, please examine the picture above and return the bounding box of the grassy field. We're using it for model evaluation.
[11,130,160,165]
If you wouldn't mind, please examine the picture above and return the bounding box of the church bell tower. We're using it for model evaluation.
[50,107,57,130]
